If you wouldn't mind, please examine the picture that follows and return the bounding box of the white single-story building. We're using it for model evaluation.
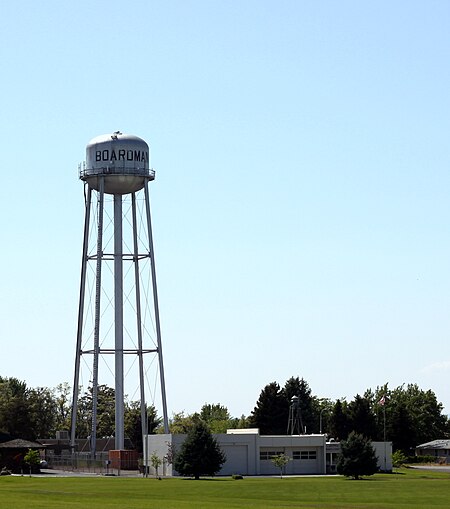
[325,439,392,473]
[144,429,392,476]
[415,440,450,463]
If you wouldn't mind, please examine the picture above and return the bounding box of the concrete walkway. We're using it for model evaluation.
[409,465,450,474]
[20,468,143,478]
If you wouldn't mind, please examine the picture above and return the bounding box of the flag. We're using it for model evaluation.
[378,396,386,406]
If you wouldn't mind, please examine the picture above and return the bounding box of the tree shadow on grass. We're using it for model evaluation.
[181,478,228,481]
[342,477,378,481]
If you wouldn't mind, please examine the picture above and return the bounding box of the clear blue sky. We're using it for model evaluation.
[1,1,450,419]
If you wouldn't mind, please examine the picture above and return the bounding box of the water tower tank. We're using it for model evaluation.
[80,132,154,194]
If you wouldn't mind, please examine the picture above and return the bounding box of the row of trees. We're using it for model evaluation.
[74,385,160,452]
[168,404,248,435]
[0,377,159,452]
[1,375,449,455]
[248,377,449,453]
[0,377,71,441]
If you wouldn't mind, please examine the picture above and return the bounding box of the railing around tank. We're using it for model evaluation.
[78,163,155,180]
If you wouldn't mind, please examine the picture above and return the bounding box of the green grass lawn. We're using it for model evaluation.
[1,469,449,509]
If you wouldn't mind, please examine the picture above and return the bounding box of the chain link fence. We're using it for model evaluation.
[46,452,141,475]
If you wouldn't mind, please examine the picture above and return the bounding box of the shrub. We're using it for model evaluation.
[337,432,378,480]
[407,455,438,464]
[24,449,41,475]
[173,421,226,480]
[150,452,162,477]
[271,453,290,479]
[392,450,408,467]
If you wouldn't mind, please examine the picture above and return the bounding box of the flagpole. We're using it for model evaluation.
[378,395,387,472]
[383,402,386,471]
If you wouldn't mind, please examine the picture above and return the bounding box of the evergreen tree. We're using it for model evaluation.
[329,399,349,440]
[347,395,377,439]
[174,421,226,479]
[337,431,378,480]
[283,377,315,433]
[249,382,286,434]
[388,401,415,453]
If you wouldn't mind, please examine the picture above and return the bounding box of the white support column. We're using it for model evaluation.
[91,177,105,459]
[114,193,125,451]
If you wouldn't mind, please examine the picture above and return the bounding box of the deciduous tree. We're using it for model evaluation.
[124,401,161,452]
[271,453,290,478]
[150,451,162,477]
[200,403,233,433]
[168,411,201,434]
[0,377,33,440]
[27,386,58,439]
[76,385,115,438]
[54,382,72,431]
[396,384,448,445]
[371,383,449,451]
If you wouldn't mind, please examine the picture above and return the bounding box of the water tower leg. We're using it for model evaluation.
[71,185,92,455]
[143,181,169,433]
[91,177,105,459]
[114,194,125,451]
[131,193,148,452]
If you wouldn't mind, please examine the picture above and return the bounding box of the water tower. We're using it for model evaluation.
[287,395,304,435]
[70,132,169,457]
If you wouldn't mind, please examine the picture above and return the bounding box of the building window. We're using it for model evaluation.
[293,450,316,460]
[260,451,284,460]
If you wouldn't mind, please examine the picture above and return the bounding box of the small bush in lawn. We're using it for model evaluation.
[232,474,243,480]
[337,432,378,480]
[174,421,226,480]
[392,450,408,467]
